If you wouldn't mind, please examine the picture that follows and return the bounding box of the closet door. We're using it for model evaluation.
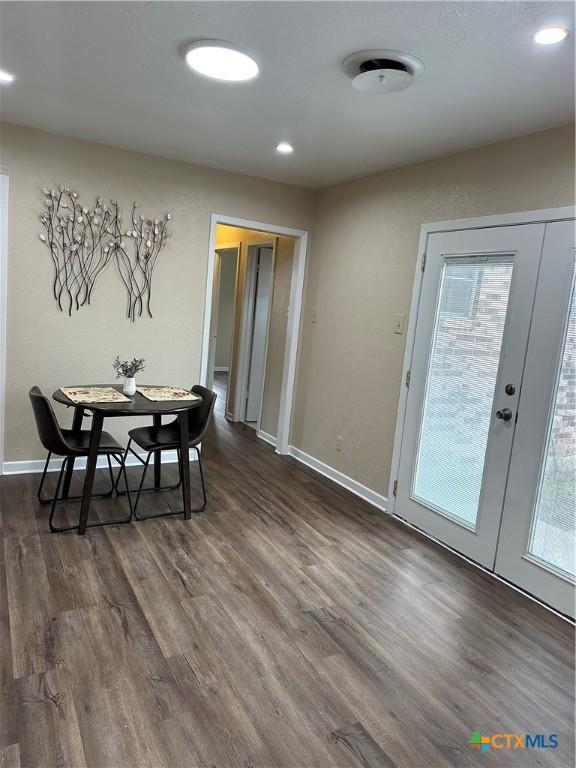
[496,220,575,616]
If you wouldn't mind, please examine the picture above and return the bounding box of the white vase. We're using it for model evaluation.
[123,377,136,396]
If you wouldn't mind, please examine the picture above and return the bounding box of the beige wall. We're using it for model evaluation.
[0,123,315,461]
[291,124,576,497]
[1,120,574,494]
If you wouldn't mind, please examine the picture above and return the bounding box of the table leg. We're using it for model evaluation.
[77,412,103,535]
[178,413,191,519]
[62,406,84,498]
[153,414,162,489]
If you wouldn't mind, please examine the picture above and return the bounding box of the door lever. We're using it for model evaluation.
[496,408,513,421]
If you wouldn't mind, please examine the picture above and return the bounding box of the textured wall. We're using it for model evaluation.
[0,123,315,460]
[291,124,576,497]
[2,120,574,490]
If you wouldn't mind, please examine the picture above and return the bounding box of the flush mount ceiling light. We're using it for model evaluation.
[533,26,569,45]
[0,69,15,84]
[185,41,259,81]
[342,49,424,94]
[276,142,294,155]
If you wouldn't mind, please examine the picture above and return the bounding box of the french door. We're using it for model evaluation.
[496,221,575,615]
[395,219,575,616]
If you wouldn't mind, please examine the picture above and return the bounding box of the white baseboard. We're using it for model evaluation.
[214,366,230,373]
[256,430,277,448]
[288,446,388,513]
[1,449,192,476]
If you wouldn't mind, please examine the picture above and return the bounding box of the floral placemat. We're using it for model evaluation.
[137,386,201,402]
[60,386,130,404]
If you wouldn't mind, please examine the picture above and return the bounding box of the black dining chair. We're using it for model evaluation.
[122,385,216,520]
[29,386,132,532]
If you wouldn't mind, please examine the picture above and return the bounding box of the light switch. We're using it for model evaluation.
[394,313,406,335]
[311,309,318,324]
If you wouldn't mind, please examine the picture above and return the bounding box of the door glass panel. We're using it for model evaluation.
[412,255,514,528]
[528,259,576,579]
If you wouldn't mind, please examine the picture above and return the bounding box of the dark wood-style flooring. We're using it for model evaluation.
[1,374,574,767]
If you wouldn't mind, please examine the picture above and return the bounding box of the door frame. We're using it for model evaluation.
[388,206,576,511]
[201,213,309,455]
[0,175,8,475]
[235,240,276,427]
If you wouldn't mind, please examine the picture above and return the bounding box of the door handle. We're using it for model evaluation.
[496,408,513,422]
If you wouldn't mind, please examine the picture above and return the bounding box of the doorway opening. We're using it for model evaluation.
[202,216,308,454]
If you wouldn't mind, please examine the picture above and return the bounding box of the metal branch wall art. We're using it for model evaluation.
[39,187,172,320]
[112,203,172,321]
[39,188,116,315]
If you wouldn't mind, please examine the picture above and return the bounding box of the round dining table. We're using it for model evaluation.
[53,385,203,535]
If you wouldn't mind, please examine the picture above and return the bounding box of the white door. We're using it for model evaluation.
[496,221,575,615]
[396,224,545,567]
[245,246,274,423]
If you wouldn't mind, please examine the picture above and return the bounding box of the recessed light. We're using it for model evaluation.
[533,26,569,45]
[0,70,15,84]
[185,41,259,82]
[276,142,294,155]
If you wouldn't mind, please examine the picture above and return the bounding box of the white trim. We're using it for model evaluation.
[201,229,218,386]
[387,226,427,513]
[421,206,576,234]
[277,230,308,454]
[0,176,8,475]
[213,366,230,373]
[201,214,308,456]
[387,205,576,511]
[289,445,388,512]
[2,448,192,475]
[256,429,277,448]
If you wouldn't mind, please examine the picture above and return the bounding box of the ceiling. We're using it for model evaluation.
[0,1,574,188]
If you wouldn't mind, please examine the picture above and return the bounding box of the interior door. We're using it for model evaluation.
[396,224,545,567]
[245,246,274,423]
[496,221,575,615]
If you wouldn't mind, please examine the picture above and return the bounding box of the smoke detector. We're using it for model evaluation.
[342,49,424,94]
